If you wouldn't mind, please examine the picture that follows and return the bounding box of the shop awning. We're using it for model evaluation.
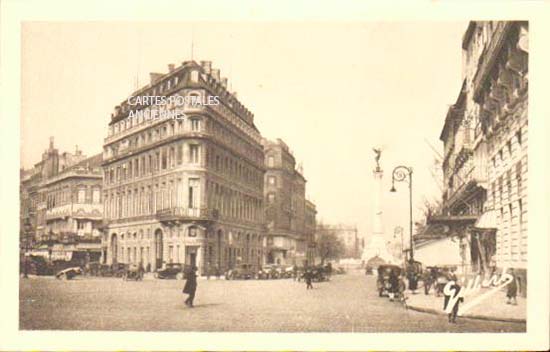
[474,209,498,230]
[415,215,477,246]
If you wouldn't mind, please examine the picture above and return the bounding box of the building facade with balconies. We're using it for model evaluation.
[102,61,266,275]
[262,138,315,266]
[19,138,104,265]
[429,22,528,291]
[471,22,528,284]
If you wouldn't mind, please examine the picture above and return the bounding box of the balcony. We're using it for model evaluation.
[473,22,512,102]
[45,203,103,221]
[156,207,216,225]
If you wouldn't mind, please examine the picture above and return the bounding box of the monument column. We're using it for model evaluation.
[362,149,395,264]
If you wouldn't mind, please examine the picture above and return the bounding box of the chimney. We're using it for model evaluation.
[211,68,220,81]
[232,91,238,98]
[49,136,54,150]
[168,64,175,72]
[200,61,212,74]
[150,72,163,84]
[221,78,228,88]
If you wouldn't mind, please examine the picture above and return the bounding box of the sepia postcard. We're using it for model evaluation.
[1,0,549,351]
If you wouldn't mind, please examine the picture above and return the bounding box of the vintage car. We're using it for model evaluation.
[255,267,270,280]
[155,263,184,279]
[55,266,82,280]
[85,261,102,276]
[225,264,254,280]
[26,255,55,276]
[376,264,402,297]
[123,263,145,281]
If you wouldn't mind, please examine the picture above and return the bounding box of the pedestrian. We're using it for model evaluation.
[398,273,407,304]
[422,269,432,295]
[388,270,399,301]
[215,265,221,280]
[305,269,313,290]
[293,264,298,281]
[506,268,519,305]
[408,270,418,294]
[436,269,448,297]
[182,266,198,307]
[443,280,464,324]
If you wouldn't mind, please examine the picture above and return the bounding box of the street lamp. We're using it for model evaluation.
[393,226,404,266]
[390,165,414,261]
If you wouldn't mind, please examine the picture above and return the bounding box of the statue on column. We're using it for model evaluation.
[372,147,382,171]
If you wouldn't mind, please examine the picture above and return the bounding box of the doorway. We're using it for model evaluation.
[154,229,163,269]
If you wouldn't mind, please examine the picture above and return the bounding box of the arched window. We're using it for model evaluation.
[188,226,198,237]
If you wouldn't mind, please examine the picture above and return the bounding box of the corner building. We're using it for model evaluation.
[102,61,266,275]
[263,138,314,266]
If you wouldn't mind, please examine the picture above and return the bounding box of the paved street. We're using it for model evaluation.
[19,270,525,332]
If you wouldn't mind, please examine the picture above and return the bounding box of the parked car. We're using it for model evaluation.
[123,263,144,281]
[27,255,54,276]
[55,267,82,280]
[376,264,402,297]
[255,267,270,280]
[85,261,102,276]
[225,264,254,280]
[261,264,280,279]
[155,263,184,279]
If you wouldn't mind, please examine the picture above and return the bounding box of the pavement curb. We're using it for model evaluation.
[406,304,526,324]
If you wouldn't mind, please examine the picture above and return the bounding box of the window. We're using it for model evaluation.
[268,176,276,185]
[516,128,522,146]
[189,144,200,164]
[161,150,167,169]
[267,156,274,167]
[77,220,85,230]
[516,161,522,195]
[92,188,100,203]
[188,226,198,237]
[268,193,275,203]
[507,140,512,155]
[190,71,199,82]
[78,188,86,203]
[190,118,201,131]
[188,178,200,208]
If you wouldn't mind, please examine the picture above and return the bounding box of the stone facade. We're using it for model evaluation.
[263,138,315,266]
[436,22,528,292]
[20,138,103,264]
[102,61,266,275]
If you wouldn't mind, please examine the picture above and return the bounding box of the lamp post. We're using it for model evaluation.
[390,166,414,261]
[393,226,404,266]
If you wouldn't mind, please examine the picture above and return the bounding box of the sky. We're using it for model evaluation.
[21,21,468,246]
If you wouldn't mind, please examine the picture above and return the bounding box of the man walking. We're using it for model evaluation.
[305,268,313,290]
[183,266,198,307]
[506,268,519,305]
[443,280,464,324]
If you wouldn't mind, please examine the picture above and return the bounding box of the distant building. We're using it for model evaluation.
[305,200,317,265]
[263,138,315,266]
[102,61,266,275]
[317,223,360,259]
[20,137,103,264]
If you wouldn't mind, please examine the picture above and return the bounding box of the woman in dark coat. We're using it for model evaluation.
[183,266,198,307]
[388,270,399,301]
